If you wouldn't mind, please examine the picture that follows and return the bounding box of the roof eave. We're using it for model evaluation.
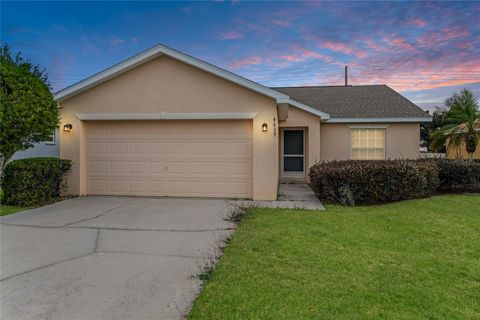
[288,99,330,120]
[326,117,432,123]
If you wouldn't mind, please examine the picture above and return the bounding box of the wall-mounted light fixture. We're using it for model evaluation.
[63,123,73,132]
[262,123,268,132]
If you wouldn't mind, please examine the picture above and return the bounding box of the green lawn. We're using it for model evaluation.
[0,204,29,216]
[0,190,30,216]
[189,195,480,320]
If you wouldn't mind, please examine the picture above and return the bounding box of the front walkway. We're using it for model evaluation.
[0,197,235,320]
[234,183,324,210]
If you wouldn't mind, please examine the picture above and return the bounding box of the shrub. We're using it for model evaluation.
[309,160,439,206]
[435,159,480,193]
[1,157,72,206]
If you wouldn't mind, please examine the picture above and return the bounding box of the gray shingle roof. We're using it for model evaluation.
[272,85,429,119]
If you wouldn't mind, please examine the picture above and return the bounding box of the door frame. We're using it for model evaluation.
[280,128,306,179]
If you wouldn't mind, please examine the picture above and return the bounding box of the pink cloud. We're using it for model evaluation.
[383,35,416,51]
[219,30,245,40]
[229,56,263,69]
[417,27,470,48]
[322,41,353,54]
[405,18,427,28]
[364,39,380,50]
[278,49,344,66]
[348,56,480,91]
[443,27,469,39]
[456,41,473,49]
[356,50,368,58]
[304,34,369,58]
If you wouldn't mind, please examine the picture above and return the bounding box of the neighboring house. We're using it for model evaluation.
[445,120,480,159]
[12,129,60,160]
[446,142,480,159]
[54,44,431,200]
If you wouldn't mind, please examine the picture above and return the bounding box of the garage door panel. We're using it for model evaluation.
[89,142,108,155]
[90,160,107,174]
[90,126,108,137]
[128,161,146,174]
[128,142,146,155]
[90,179,107,193]
[148,142,167,154]
[128,180,146,193]
[86,120,252,198]
[230,161,251,175]
[168,142,187,154]
[147,181,166,193]
[148,162,167,174]
[128,123,149,136]
[109,142,127,155]
[109,180,128,193]
[109,161,127,174]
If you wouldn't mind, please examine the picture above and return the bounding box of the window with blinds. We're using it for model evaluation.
[351,129,385,160]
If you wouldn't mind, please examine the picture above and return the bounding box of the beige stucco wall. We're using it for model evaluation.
[320,123,421,160]
[60,55,279,200]
[279,106,321,180]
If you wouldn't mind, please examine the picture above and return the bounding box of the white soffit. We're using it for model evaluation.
[75,112,259,120]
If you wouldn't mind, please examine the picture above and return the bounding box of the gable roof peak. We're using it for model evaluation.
[54,43,289,103]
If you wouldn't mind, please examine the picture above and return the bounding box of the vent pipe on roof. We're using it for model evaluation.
[345,66,348,86]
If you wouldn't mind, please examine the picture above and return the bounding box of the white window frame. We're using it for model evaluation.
[281,128,306,179]
[45,130,56,145]
[350,127,386,160]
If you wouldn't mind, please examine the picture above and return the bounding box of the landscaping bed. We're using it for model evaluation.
[188,195,480,319]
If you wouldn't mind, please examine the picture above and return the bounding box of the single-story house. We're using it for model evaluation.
[55,44,431,200]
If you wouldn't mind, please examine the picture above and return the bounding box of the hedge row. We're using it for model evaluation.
[435,159,480,193]
[1,157,72,206]
[309,159,479,206]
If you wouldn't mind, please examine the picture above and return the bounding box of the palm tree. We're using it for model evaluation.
[431,89,480,159]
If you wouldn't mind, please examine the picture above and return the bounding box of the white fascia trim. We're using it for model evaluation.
[55,44,288,103]
[348,124,390,129]
[327,117,432,123]
[288,99,330,119]
[76,112,258,120]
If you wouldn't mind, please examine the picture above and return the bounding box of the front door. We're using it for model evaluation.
[281,129,305,178]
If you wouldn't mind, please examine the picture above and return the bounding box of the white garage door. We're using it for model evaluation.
[86,120,253,198]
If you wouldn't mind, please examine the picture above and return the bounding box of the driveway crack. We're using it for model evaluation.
[0,223,234,233]
[61,200,146,227]
[94,229,101,252]
[96,250,203,259]
[0,252,94,282]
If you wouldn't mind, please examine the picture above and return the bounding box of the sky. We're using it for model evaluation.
[1,1,480,111]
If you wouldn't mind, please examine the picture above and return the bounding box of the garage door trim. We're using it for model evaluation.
[77,112,258,120]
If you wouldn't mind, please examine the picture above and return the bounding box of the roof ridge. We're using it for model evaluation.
[271,84,387,89]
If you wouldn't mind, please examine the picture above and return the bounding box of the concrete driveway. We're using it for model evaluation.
[0,197,236,320]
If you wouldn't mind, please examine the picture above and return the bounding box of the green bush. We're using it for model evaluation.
[1,157,72,206]
[309,160,439,206]
[435,159,480,193]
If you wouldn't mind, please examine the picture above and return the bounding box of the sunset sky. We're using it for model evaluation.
[2,1,479,110]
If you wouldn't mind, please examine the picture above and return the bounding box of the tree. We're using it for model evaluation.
[0,45,59,170]
[420,110,446,152]
[431,89,480,159]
